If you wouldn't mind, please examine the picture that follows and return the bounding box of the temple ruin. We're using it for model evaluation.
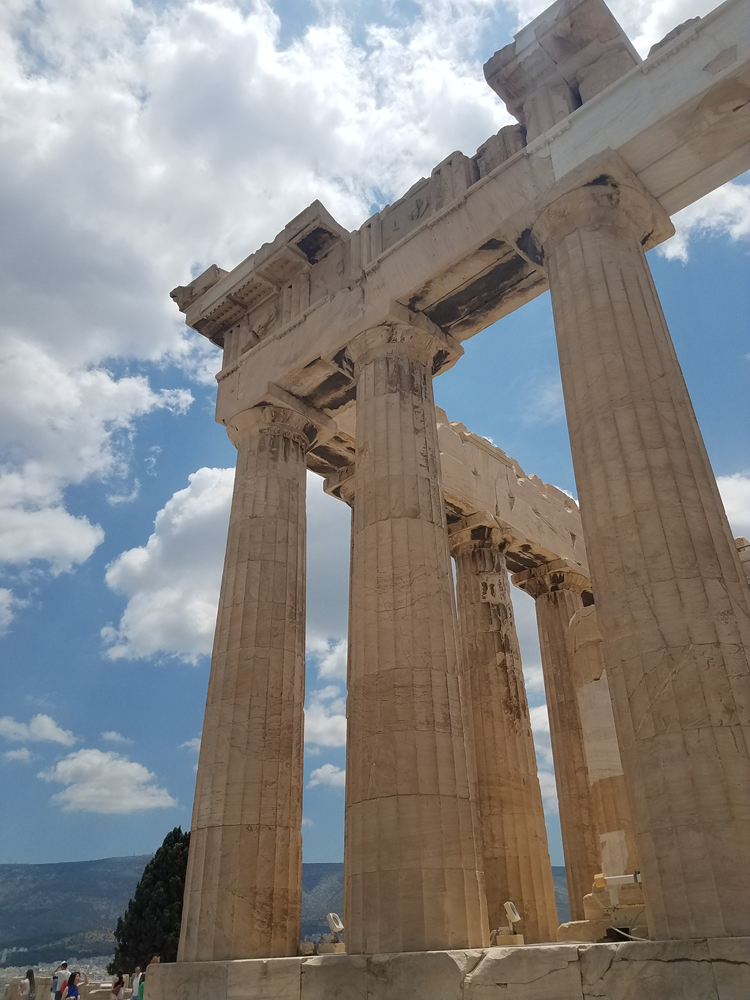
[150,0,750,994]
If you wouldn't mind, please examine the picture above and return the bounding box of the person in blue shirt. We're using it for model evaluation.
[61,971,88,1000]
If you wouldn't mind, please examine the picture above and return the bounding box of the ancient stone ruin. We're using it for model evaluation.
[151,0,750,994]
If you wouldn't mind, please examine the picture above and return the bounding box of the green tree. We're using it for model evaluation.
[108,827,190,973]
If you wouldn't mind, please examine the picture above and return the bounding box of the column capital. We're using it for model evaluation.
[524,152,674,260]
[512,558,592,602]
[448,513,510,556]
[346,304,463,375]
[225,382,336,450]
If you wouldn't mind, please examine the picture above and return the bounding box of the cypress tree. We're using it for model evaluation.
[108,827,190,973]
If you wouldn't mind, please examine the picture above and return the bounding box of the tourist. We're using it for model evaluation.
[18,969,35,1000]
[110,972,125,1000]
[137,973,145,1000]
[61,971,88,1000]
[147,956,159,966]
[130,968,141,998]
[51,963,67,1000]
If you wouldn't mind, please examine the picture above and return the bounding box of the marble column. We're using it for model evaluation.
[179,403,317,962]
[736,537,750,590]
[530,164,750,939]
[512,560,599,922]
[450,517,558,943]
[345,318,488,955]
[568,605,639,877]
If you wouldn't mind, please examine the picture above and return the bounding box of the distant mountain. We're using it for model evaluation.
[0,856,151,966]
[0,857,570,965]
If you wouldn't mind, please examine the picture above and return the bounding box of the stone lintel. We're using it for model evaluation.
[173,0,750,385]
[512,557,592,601]
[148,938,750,1000]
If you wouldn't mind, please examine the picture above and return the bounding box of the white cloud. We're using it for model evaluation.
[659,182,750,263]
[39,748,176,813]
[102,467,234,663]
[305,686,347,747]
[103,469,354,665]
[302,816,315,827]
[0,337,193,600]
[0,0,509,626]
[537,769,559,815]
[0,588,21,635]
[181,736,201,753]
[718,472,750,539]
[101,730,133,745]
[524,377,566,426]
[2,747,33,764]
[307,763,346,788]
[308,637,348,683]
[0,713,76,746]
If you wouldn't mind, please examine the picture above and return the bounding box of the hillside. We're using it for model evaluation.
[0,856,151,966]
[0,857,570,965]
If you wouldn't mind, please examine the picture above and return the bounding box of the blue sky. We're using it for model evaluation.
[0,0,748,872]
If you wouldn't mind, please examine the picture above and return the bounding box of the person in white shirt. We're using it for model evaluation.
[130,968,141,998]
[19,970,35,1000]
[51,963,68,1000]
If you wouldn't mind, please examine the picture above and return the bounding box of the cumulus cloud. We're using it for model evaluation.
[305,686,347,748]
[102,469,353,664]
[308,637,348,683]
[0,714,76,746]
[39,748,176,813]
[3,748,33,764]
[718,472,750,539]
[307,763,346,789]
[102,467,234,663]
[659,182,750,263]
[101,731,133,745]
[181,736,202,753]
[0,338,192,603]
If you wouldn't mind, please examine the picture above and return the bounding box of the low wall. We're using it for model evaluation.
[145,938,750,1000]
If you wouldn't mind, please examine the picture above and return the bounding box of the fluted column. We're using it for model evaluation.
[568,605,639,877]
[179,404,316,962]
[736,537,750,590]
[345,318,488,955]
[512,560,599,922]
[450,517,558,943]
[531,163,750,939]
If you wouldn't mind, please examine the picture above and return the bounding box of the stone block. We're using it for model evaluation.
[226,958,302,1000]
[300,954,367,1000]
[144,961,228,1000]
[463,944,583,1000]
[708,936,750,1000]
[579,939,718,999]
[557,919,610,942]
[367,950,483,1000]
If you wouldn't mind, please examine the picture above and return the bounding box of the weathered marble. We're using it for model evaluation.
[179,404,317,961]
[568,606,638,878]
[450,517,558,943]
[512,561,599,922]
[146,939,750,1000]
[531,164,750,939]
[344,319,488,955]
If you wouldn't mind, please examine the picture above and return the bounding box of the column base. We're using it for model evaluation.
[146,939,750,1000]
